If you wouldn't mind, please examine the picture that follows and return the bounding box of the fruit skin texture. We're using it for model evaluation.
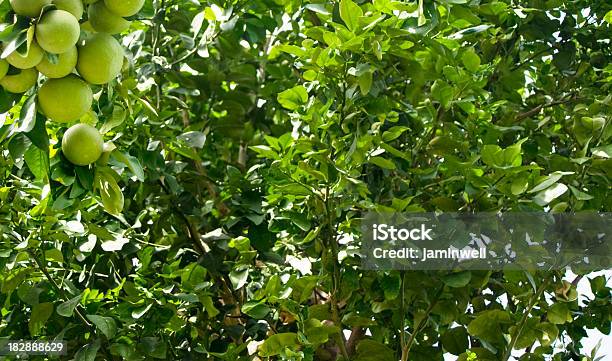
[88,2,131,34]
[6,41,44,69]
[77,33,124,84]
[36,46,78,78]
[38,75,93,122]
[9,0,51,17]
[53,0,84,19]
[35,10,81,54]
[62,124,104,166]
[0,68,38,93]
[0,60,9,80]
[104,0,144,17]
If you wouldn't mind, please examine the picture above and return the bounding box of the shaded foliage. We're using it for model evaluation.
[0,0,611,360]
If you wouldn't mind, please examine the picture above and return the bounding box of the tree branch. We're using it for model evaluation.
[514,94,579,122]
[502,276,551,361]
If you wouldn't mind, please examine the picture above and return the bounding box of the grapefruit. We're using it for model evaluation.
[6,41,44,69]
[0,68,38,93]
[61,123,104,166]
[52,0,83,19]
[88,2,131,34]
[38,75,92,122]
[0,60,9,80]
[35,10,81,54]
[104,0,144,17]
[36,46,78,78]
[9,0,51,18]
[76,33,124,84]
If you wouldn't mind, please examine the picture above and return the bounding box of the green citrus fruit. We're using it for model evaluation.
[0,68,38,93]
[9,0,51,18]
[61,123,104,166]
[104,0,144,17]
[82,0,99,4]
[0,60,9,81]
[589,52,607,69]
[80,20,95,33]
[36,46,77,78]
[88,2,131,34]
[38,75,93,122]
[52,0,83,19]
[6,41,44,69]
[35,10,81,54]
[76,33,124,84]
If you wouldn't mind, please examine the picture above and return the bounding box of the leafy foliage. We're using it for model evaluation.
[1,0,611,360]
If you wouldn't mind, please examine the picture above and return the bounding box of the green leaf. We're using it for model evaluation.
[431,80,454,109]
[86,314,117,339]
[358,70,373,95]
[511,177,529,195]
[443,271,472,288]
[462,49,481,72]
[135,96,158,118]
[592,144,611,158]
[258,333,299,357]
[304,318,337,345]
[441,327,469,355]
[178,131,206,148]
[533,183,568,206]
[99,105,127,134]
[339,0,363,31]
[0,26,28,59]
[447,25,492,39]
[112,151,145,182]
[25,114,49,151]
[528,172,570,193]
[467,310,511,344]
[74,340,101,361]
[305,4,330,15]
[141,337,167,359]
[201,295,220,318]
[29,302,54,336]
[568,185,594,200]
[1,270,26,293]
[370,156,396,169]
[482,140,526,168]
[17,95,37,133]
[604,10,612,24]
[382,126,409,142]
[547,303,572,324]
[510,317,540,349]
[230,266,249,290]
[354,340,395,361]
[57,294,82,317]
[536,322,559,346]
[380,273,401,300]
[94,167,124,215]
[45,248,64,263]
[242,301,271,319]
[277,85,308,110]
[24,145,49,180]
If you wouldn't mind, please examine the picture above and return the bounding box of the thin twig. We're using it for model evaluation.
[514,94,579,122]
[502,276,551,361]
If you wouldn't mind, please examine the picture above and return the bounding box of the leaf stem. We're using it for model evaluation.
[402,286,443,361]
[502,276,551,361]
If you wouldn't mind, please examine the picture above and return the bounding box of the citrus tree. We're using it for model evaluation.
[0,1,610,361]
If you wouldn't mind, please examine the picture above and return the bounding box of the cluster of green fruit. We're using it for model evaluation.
[0,0,143,166]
